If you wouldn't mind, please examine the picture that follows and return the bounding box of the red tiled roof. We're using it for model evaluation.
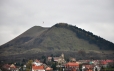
[100,61,107,65]
[65,62,79,67]
[32,66,44,70]
[85,65,94,68]
[106,60,113,63]
[3,64,17,70]
[3,64,10,69]
[46,67,53,70]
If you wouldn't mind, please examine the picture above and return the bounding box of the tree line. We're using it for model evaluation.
[54,23,114,50]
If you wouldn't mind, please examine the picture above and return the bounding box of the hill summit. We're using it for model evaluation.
[0,23,114,59]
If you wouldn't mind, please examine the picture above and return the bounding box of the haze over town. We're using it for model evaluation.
[0,0,114,45]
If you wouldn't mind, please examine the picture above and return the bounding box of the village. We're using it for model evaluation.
[0,53,114,71]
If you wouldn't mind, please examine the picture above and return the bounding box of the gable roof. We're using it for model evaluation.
[3,64,10,69]
[100,61,107,65]
[48,57,60,61]
[10,64,16,68]
[46,67,53,70]
[32,66,44,70]
[65,62,79,67]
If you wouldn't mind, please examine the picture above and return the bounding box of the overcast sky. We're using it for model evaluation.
[0,0,114,45]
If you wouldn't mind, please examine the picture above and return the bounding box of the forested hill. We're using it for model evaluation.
[53,23,114,50]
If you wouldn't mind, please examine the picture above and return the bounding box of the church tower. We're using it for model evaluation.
[61,53,64,59]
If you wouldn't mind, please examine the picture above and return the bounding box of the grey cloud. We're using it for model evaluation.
[0,0,114,45]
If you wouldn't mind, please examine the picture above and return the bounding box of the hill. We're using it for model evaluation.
[0,23,114,60]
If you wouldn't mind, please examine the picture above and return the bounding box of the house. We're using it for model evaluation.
[23,64,26,71]
[106,59,114,67]
[93,65,101,71]
[32,59,45,71]
[2,64,19,71]
[81,64,94,71]
[64,62,79,71]
[48,57,60,62]
[2,64,10,71]
[32,65,45,71]
[80,62,101,71]
[70,58,76,62]
[100,60,107,68]
[45,67,53,71]
[32,59,53,71]
[48,53,66,64]
[99,59,114,68]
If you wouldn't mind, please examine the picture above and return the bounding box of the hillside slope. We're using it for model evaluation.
[0,26,48,56]
[0,23,114,57]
